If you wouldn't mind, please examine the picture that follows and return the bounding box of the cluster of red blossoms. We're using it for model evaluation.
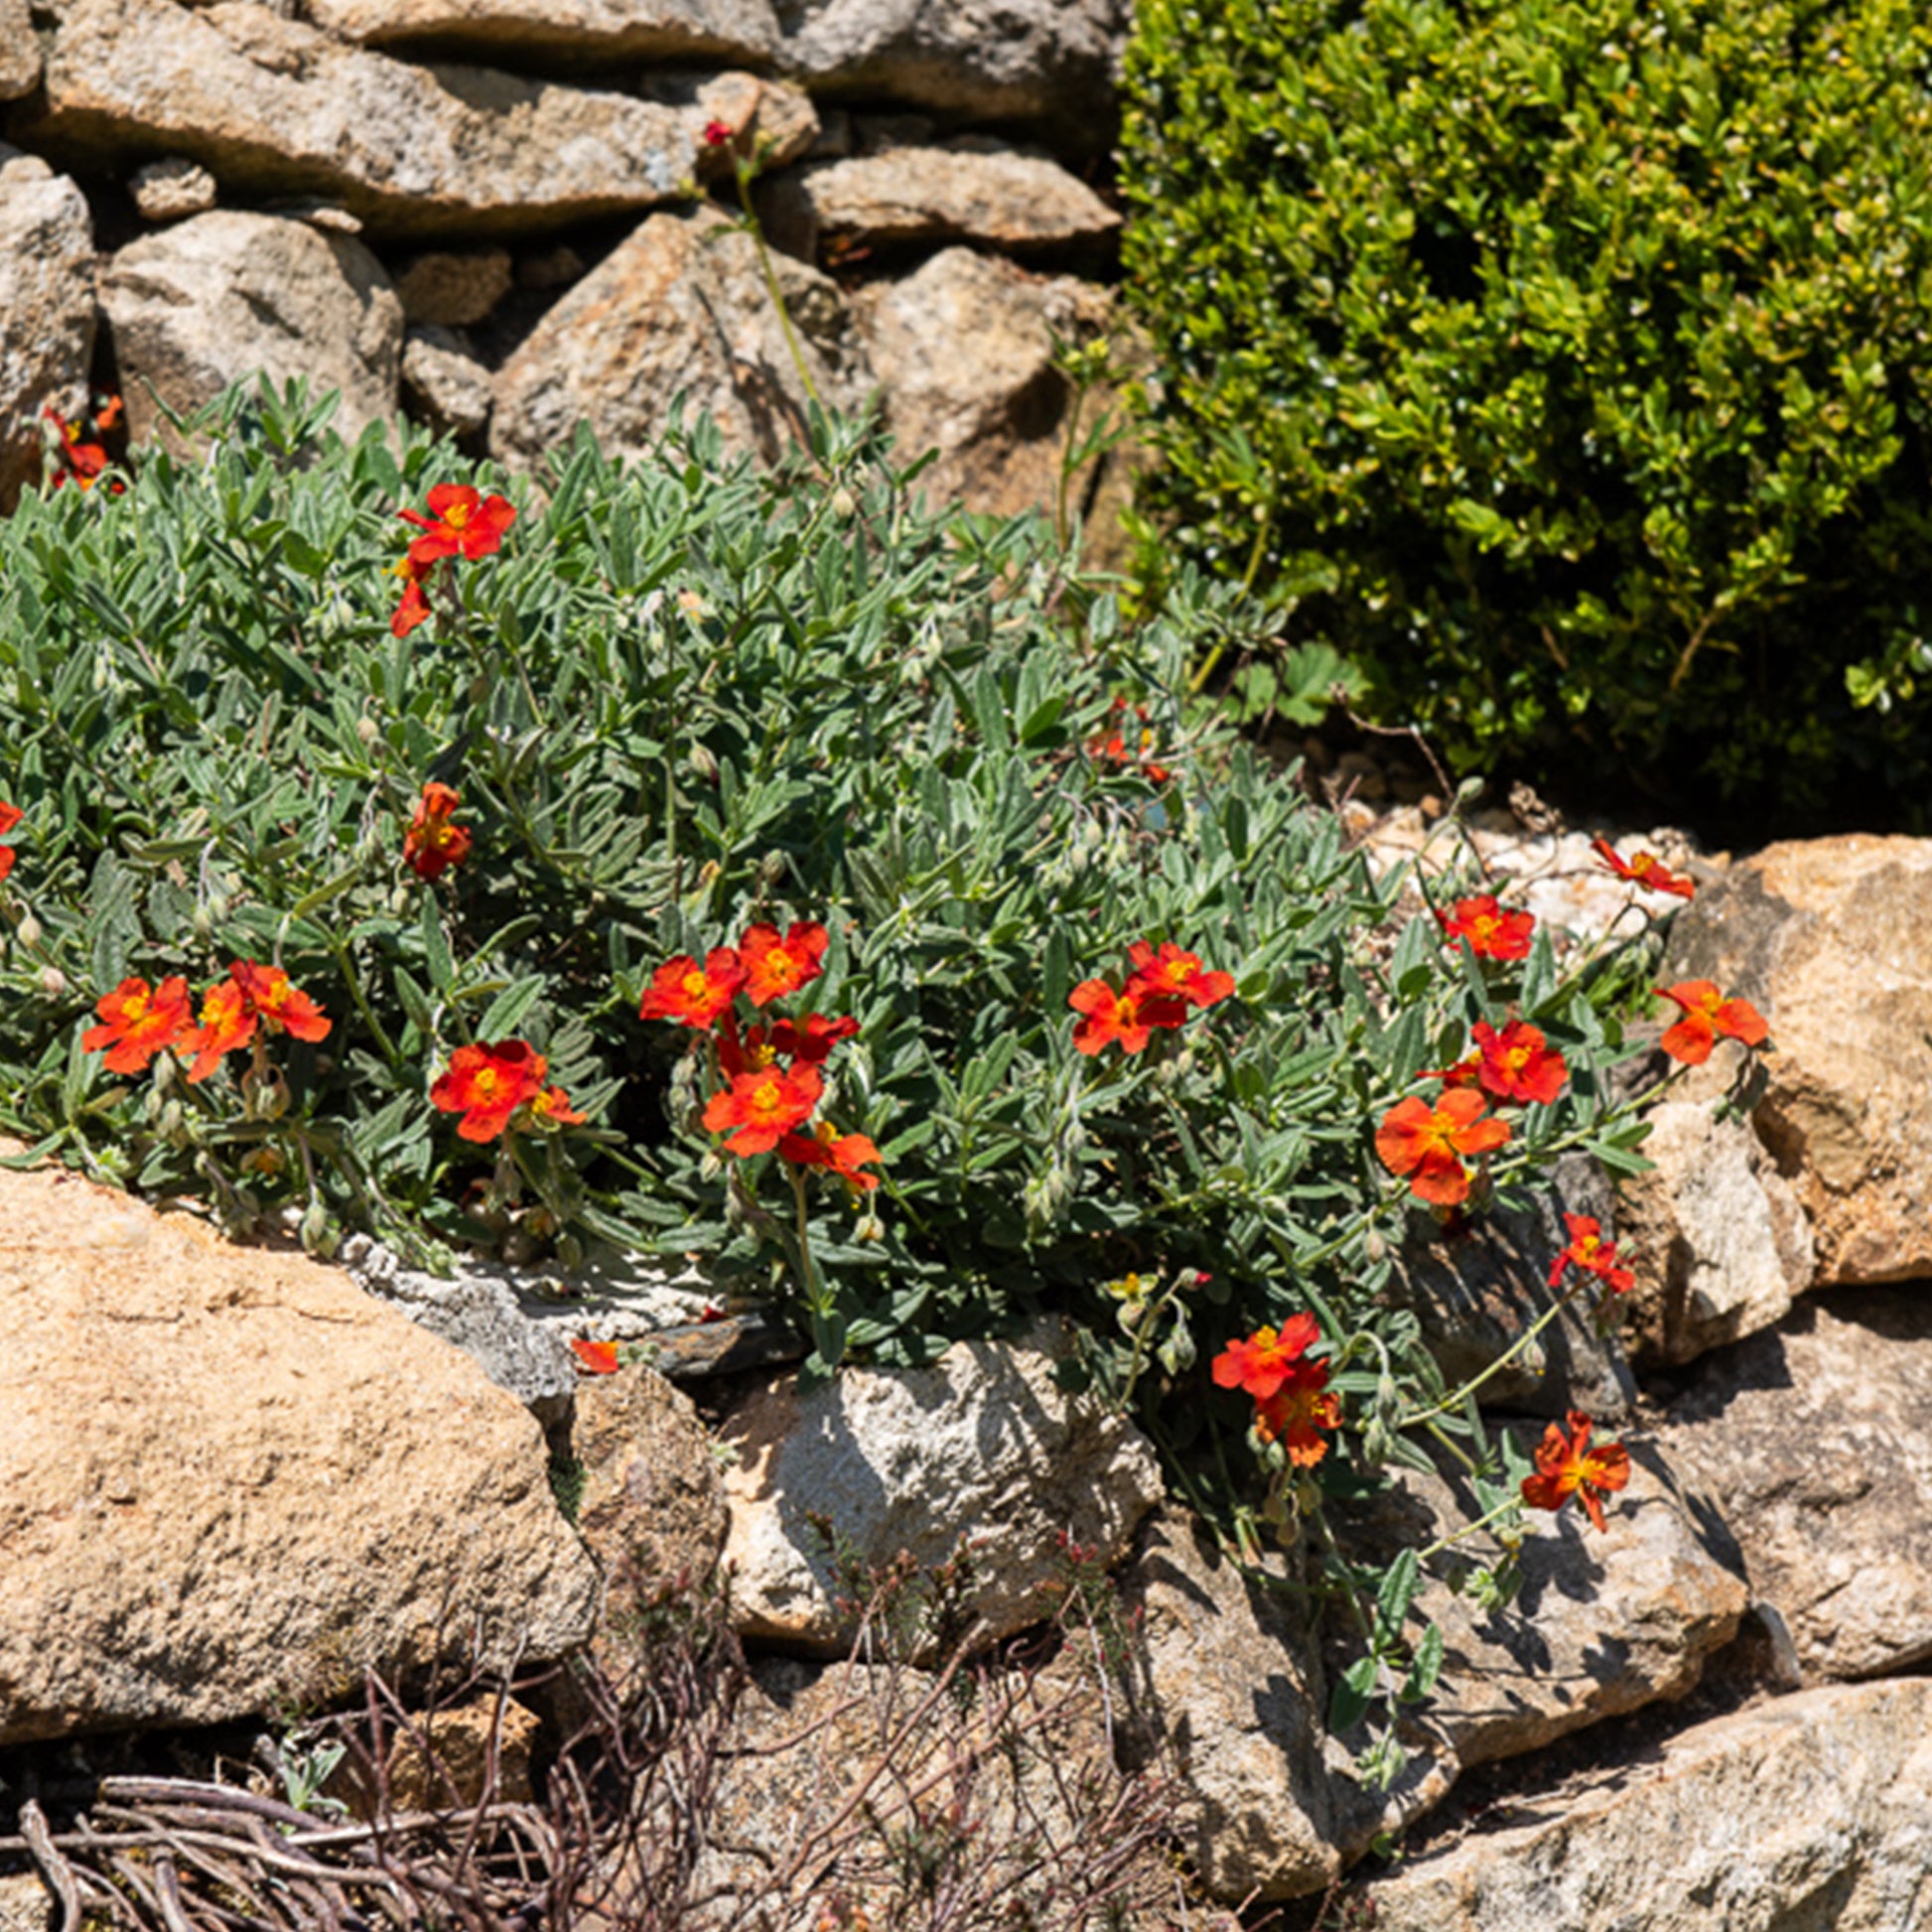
[1520,1410,1630,1532]
[82,961,331,1079]
[390,483,516,638]
[0,798,21,884]
[1211,1312,1341,1466]
[43,395,123,493]
[1069,941,1234,1055]
[430,1039,581,1143]
[638,921,880,1189]
[1088,698,1173,786]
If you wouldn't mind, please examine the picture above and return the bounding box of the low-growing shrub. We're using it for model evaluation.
[1121,0,1932,829]
[0,381,1764,1778]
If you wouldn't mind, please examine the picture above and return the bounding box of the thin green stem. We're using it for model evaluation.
[1397,1272,1589,1433]
[735,158,821,412]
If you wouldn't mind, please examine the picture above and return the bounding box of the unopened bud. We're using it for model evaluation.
[356,715,381,747]
[759,850,787,888]
[16,913,41,949]
[39,965,67,998]
[830,486,856,518]
[300,1201,339,1258]
[689,742,720,784]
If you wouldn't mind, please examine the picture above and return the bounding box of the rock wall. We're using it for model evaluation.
[0,0,1137,547]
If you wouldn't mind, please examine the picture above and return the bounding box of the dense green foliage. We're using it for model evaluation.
[1121,0,1932,827]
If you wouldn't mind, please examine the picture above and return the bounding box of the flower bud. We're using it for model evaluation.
[830,486,857,518]
[689,742,720,784]
[300,1201,339,1258]
[39,966,67,998]
[760,850,788,889]
[16,913,41,949]
[355,715,381,747]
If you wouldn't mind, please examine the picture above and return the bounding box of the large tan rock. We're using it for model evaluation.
[774,0,1128,133]
[20,0,703,238]
[0,1158,600,1745]
[717,1327,1163,1655]
[489,206,873,473]
[1356,1678,1932,1932]
[1615,1099,1815,1366]
[0,0,40,99]
[762,144,1120,259]
[852,246,1145,555]
[1666,833,1932,1286]
[0,147,96,512]
[100,210,402,450]
[306,0,779,66]
[1658,1286,1932,1681]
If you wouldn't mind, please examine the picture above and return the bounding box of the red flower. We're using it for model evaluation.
[1211,1312,1321,1401]
[1438,894,1536,961]
[1470,1019,1568,1106]
[570,1337,621,1375]
[1068,979,1186,1055]
[1089,700,1172,783]
[1549,1213,1635,1297]
[391,553,434,638]
[230,960,332,1042]
[769,1012,861,1063]
[1520,1410,1631,1532]
[398,483,517,567]
[431,1038,548,1142]
[43,404,120,492]
[0,798,21,884]
[1374,1088,1512,1206]
[1254,1359,1342,1468]
[403,781,472,881]
[779,1121,882,1191]
[1125,940,1236,1010]
[1655,980,1769,1066]
[739,921,829,1009]
[702,117,735,147]
[1590,838,1695,900]
[703,1062,823,1156]
[1424,1055,1482,1090]
[528,1085,586,1128]
[183,978,254,1083]
[639,949,747,1030]
[82,976,194,1074]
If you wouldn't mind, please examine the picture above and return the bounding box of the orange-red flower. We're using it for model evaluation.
[398,483,517,566]
[43,402,120,492]
[230,960,332,1042]
[431,1038,548,1142]
[1089,700,1172,783]
[769,1013,861,1063]
[1590,838,1695,900]
[528,1085,586,1129]
[1375,1088,1512,1206]
[183,977,254,1083]
[703,1061,824,1156]
[570,1337,621,1375]
[1125,940,1235,1010]
[1549,1213,1635,1297]
[1211,1312,1321,1402]
[1254,1359,1342,1467]
[403,780,472,881]
[1655,979,1768,1066]
[82,976,194,1074]
[391,552,434,638]
[779,1121,882,1191]
[1438,894,1536,961]
[0,798,20,884]
[639,949,747,1030]
[1470,1019,1568,1106]
[1520,1410,1631,1532]
[1068,979,1186,1055]
[740,921,829,1009]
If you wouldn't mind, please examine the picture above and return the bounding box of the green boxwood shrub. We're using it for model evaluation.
[1121,0,1932,828]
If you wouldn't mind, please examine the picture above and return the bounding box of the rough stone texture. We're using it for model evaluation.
[130,155,219,220]
[851,246,1145,561]
[773,0,1130,136]
[1615,1099,1815,1367]
[717,1326,1163,1654]
[0,1155,601,1746]
[1387,1155,1637,1421]
[0,1876,49,1932]
[0,0,37,100]
[1356,1678,1932,1932]
[1114,1510,1341,1902]
[761,144,1119,259]
[1657,1287,1932,1682]
[20,0,704,238]
[402,325,493,442]
[1333,1446,1747,1773]
[0,147,96,513]
[100,210,402,452]
[490,206,873,474]
[573,1362,730,1606]
[395,247,512,326]
[1666,833,1932,1287]
[647,68,821,171]
[306,0,780,67]
[326,1691,539,1815]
